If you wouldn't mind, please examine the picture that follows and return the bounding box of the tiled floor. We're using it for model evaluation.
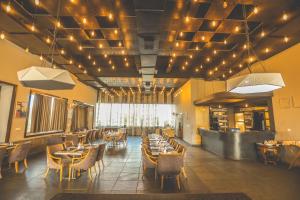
[0,136,299,200]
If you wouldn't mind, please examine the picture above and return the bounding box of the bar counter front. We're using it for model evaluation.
[198,128,275,160]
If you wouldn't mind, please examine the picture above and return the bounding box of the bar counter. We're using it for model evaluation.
[198,128,275,160]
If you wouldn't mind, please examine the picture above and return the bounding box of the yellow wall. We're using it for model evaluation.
[0,39,97,141]
[236,43,300,141]
[174,79,225,145]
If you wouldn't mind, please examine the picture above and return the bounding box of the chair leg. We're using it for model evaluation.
[160,175,164,191]
[68,167,72,181]
[24,159,28,169]
[155,169,157,181]
[101,160,104,168]
[97,161,101,172]
[181,167,187,179]
[44,168,49,178]
[59,166,63,182]
[176,175,180,191]
[15,161,19,173]
[0,168,2,179]
[88,168,92,180]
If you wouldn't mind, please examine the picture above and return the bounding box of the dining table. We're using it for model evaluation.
[147,134,175,156]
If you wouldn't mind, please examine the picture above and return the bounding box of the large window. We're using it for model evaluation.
[71,102,94,131]
[95,103,175,128]
[25,92,67,136]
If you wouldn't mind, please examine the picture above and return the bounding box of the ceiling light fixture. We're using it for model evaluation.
[227,5,285,94]
[18,0,75,90]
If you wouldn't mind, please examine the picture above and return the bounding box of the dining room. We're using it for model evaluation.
[1,0,300,200]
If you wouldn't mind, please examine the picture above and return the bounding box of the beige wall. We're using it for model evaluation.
[175,43,300,144]
[0,39,97,142]
[174,79,225,145]
[235,43,300,141]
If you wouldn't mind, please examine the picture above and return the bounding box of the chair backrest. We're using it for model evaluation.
[96,143,106,161]
[142,147,156,167]
[75,146,99,170]
[64,140,74,149]
[8,142,31,163]
[0,147,6,167]
[66,135,79,146]
[47,143,64,154]
[157,153,182,175]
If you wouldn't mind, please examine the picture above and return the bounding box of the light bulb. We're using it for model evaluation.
[223,0,228,8]
[6,4,11,13]
[195,68,199,72]
[265,48,270,53]
[108,13,113,20]
[78,45,83,51]
[185,16,190,23]
[84,70,87,74]
[114,29,118,34]
[284,36,289,43]
[39,55,43,60]
[232,53,236,58]
[98,68,101,72]
[0,32,5,40]
[211,20,217,27]
[31,24,36,32]
[282,13,288,21]
[90,30,95,37]
[176,42,179,47]
[35,0,40,6]
[179,32,183,37]
[56,21,61,28]
[261,31,265,37]
[253,7,258,14]
[82,18,87,24]
[99,43,103,48]
[46,37,51,43]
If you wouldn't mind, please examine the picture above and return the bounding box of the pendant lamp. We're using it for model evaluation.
[227,6,285,94]
[17,0,75,90]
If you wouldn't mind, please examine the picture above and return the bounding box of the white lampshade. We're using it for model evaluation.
[17,66,75,90]
[227,73,285,94]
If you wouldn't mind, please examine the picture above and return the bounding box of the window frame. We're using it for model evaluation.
[24,90,68,138]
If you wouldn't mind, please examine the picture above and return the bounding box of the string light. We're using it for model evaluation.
[125,62,129,67]
[206,57,210,62]
[195,68,199,72]
[88,54,91,59]
[82,17,87,24]
[90,30,95,37]
[179,32,183,37]
[56,21,61,28]
[39,55,43,61]
[35,0,40,6]
[83,70,87,74]
[211,20,217,27]
[223,0,228,8]
[265,48,270,53]
[93,61,96,65]
[69,35,74,41]
[213,49,217,55]
[118,41,122,47]
[235,26,240,32]
[185,16,190,23]
[112,65,115,70]
[232,53,236,58]
[189,54,193,59]
[104,54,108,58]
[282,13,288,21]
[60,49,65,55]
[46,37,51,44]
[222,60,226,65]
[6,3,11,13]
[222,74,226,78]
[97,67,101,72]
[224,39,227,45]
[253,7,258,14]
[30,24,36,32]
[99,43,103,48]
[239,63,243,68]
[78,64,82,68]
[108,13,113,20]
[114,29,118,34]
[181,66,185,70]
[201,36,205,41]
[78,45,83,51]
[261,31,265,37]
[69,59,73,64]
[284,36,289,43]
[0,32,5,40]
[25,47,29,53]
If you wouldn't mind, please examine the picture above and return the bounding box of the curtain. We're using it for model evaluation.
[71,104,94,131]
[94,103,175,128]
[27,93,67,135]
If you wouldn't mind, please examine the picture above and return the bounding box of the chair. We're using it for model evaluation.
[68,146,99,181]
[157,153,183,191]
[95,143,106,172]
[44,144,67,182]
[8,141,31,173]
[64,140,74,149]
[66,135,79,146]
[141,147,157,180]
[0,147,6,179]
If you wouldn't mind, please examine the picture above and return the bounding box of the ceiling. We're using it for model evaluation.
[1,0,300,92]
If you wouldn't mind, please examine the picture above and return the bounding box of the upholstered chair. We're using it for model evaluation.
[177,145,187,179]
[64,140,74,149]
[8,141,31,173]
[68,146,98,181]
[141,147,157,180]
[95,143,106,172]
[44,144,67,182]
[0,147,6,179]
[157,153,183,191]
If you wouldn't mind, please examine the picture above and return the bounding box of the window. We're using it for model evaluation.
[71,102,94,131]
[25,92,67,137]
[95,103,175,128]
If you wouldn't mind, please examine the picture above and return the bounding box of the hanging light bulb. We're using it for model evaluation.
[60,49,65,54]
[82,17,87,24]
[185,16,190,23]
[232,53,236,58]
[30,24,36,32]
[253,7,258,14]
[224,39,227,45]
[282,13,288,21]
[211,20,217,27]
[90,30,95,37]
[83,69,87,74]
[46,37,51,44]
[35,0,40,6]
[261,31,265,37]
[39,55,43,61]
[78,45,83,51]
[223,0,228,8]
[88,54,91,59]
[108,13,113,20]
[0,32,5,40]
[6,3,11,13]
[284,36,289,43]
[56,21,61,28]
[97,67,101,72]
[99,43,103,48]
[25,47,29,53]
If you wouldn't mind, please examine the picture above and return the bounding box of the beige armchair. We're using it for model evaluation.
[44,144,66,182]
[68,146,98,181]
[141,147,157,180]
[95,143,106,172]
[8,141,31,173]
[0,147,6,179]
[157,153,183,191]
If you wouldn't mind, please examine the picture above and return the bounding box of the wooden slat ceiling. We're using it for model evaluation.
[1,0,300,90]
